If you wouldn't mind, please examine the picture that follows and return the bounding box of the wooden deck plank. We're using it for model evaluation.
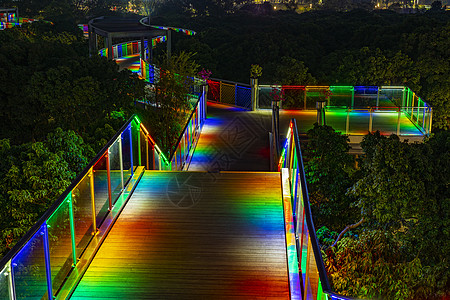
[71,171,289,299]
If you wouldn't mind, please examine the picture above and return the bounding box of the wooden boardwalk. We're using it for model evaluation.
[71,171,289,299]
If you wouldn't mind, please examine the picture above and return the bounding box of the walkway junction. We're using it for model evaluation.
[0,35,431,300]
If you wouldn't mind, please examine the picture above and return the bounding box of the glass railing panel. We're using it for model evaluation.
[0,264,11,299]
[154,148,161,170]
[283,88,306,109]
[347,109,370,135]
[47,199,73,296]
[131,119,140,170]
[139,129,148,169]
[306,234,321,300]
[121,126,133,183]
[325,108,347,134]
[300,216,309,273]
[12,223,49,299]
[258,86,273,109]
[72,173,95,257]
[371,108,397,135]
[93,153,109,226]
[109,137,123,204]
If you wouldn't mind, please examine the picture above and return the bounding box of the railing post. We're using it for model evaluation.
[138,127,142,166]
[234,83,238,106]
[346,109,350,135]
[397,107,401,136]
[376,87,380,108]
[129,126,133,177]
[118,136,124,189]
[67,194,77,266]
[304,88,307,110]
[106,151,112,210]
[89,168,97,235]
[42,223,53,300]
[203,85,208,120]
[7,261,15,299]
[351,87,355,108]
[429,107,433,135]
[369,107,373,133]
[251,78,258,111]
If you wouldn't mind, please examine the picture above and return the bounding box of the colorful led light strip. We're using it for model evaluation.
[150,25,196,36]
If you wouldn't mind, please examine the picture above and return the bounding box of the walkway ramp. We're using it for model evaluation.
[189,102,272,172]
[71,171,289,299]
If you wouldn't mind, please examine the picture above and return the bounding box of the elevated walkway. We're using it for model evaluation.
[71,171,289,299]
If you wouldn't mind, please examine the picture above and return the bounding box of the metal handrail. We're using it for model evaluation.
[279,118,356,300]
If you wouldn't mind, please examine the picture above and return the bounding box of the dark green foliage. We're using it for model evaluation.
[0,24,144,144]
[0,22,144,259]
[143,51,199,156]
[325,230,441,299]
[0,129,93,256]
[304,124,358,231]
[160,10,449,130]
[330,131,450,299]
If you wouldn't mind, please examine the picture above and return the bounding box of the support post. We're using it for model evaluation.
[89,168,97,234]
[316,101,326,126]
[106,151,112,210]
[167,30,172,60]
[346,109,350,135]
[397,108,401,136]
[351,87,355,108]
[203,85,208,120]
[118,136,124,189]
[251,78,259,111]
[88,24,93,57]
[107,34,113,60]
[140,37,145,62]
[376,87,380,109]
[369,107,373,133]
[304,88,307,110]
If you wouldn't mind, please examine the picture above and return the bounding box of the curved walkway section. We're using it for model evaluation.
[71,171,289,299]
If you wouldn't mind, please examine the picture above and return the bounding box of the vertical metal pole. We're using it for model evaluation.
[89,168,97,234]
[351,88,355,108]
[106,151,112,210]
[140,37,144,59]
[145,138,149,170]
[138,128,142,166]
[304,88,307,110]
[118,136,124,189]
[107,34,113,60]
[129,127,133,177]
[369,107,373,132]
[42,224,53,300]
[346,109,350,135]
[68,194,77,265]
[402,87,406,108]
[7,261,15,300]
[167,30,171,60]
[88,24,93,57]
[376,87,380,108]
[429,108,433,135]
[234,83,238,106]
[397,108,401,136]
